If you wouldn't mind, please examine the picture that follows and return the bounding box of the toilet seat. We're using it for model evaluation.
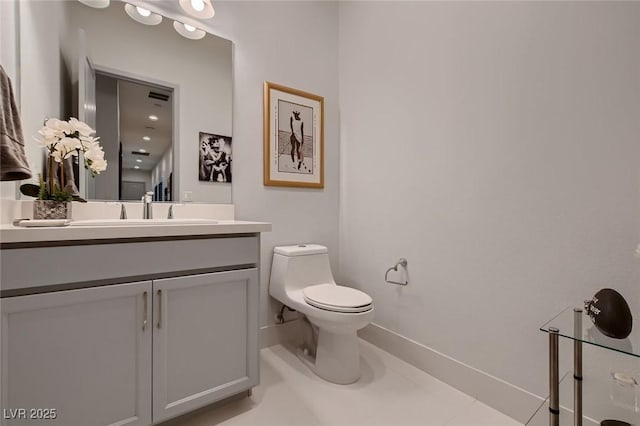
[303,284,372,313]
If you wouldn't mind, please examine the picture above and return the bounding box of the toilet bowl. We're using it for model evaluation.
[269,244,374,384]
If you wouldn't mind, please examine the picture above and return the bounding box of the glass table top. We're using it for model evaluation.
[541,306,640,358]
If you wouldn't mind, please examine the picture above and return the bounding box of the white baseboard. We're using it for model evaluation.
[359,323,546,424]
[260,319,303,349]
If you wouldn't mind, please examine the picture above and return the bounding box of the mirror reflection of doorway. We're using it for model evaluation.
[121,181,146,200]
[92,72,174,201]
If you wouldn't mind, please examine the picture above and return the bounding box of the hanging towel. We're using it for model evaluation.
[0,64,32,181]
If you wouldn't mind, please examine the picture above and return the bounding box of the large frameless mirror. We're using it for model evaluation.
[18,0,233,203]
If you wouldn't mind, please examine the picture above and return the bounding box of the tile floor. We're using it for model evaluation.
[161,340,523,426]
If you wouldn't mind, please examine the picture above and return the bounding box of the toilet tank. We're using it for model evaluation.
[270,244,335,302]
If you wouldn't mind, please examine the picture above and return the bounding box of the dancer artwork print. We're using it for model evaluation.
[198,132,232,183]
[263,81,324,188]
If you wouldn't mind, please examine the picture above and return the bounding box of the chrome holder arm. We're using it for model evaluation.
[385,258,408,286]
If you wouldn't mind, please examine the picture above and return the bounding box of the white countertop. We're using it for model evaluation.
[0,220,272,244]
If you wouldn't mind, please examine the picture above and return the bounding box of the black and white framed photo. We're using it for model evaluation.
[263,81,324,188]
[198,132,232,183]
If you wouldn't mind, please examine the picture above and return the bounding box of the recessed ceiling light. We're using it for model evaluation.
[148,115,158,121]
[134,165,140,169]
[139,149,147,153]
[124,4,162,25]
[136,159,142,163]
[179,0,214,19]
[143,136,151,141]
[173,21,206,40]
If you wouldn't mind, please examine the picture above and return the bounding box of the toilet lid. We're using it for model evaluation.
[303,284,373,313]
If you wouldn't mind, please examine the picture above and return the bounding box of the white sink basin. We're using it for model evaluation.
[70,218,218,226]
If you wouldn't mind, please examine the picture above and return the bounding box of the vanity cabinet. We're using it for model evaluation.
[1,281,153,426]
[152,270,258,423]
[0,233,263,426]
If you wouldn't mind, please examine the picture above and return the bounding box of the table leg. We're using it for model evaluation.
[574,308,583,426]
[550,327,560,426]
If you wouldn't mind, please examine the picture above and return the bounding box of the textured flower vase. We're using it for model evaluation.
[33,200,71,220]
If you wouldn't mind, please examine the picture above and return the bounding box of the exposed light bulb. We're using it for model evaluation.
[136,159,142,163]
[179,0,214,19]
[134,166,140,169]
[136,6,151,17]
[139,149,147,153]
[143,136,150,141]
[191,0,205,12]
[173,20,206,39]
[124,4,162,25]
[148,115,158,121]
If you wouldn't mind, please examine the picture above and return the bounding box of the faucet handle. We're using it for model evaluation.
[119,203,127,219]
[167,204,174,219]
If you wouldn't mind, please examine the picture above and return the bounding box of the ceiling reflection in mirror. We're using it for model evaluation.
[19,0,233,203]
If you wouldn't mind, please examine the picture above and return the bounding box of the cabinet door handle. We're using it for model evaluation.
[142,291,148,331]
[157,289,162,329]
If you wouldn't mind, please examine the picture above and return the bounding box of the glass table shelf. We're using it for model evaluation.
[537,305,640,426]
[527,370,640,426]
[541,306,640,358]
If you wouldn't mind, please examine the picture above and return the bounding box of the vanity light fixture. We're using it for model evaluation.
[124,3,163,26]
[173,21,206,40]
[143,136,151,141]
[148,115,159,121]
[179,0,215,19]
[78,0,110,8]
[136,159,143,163]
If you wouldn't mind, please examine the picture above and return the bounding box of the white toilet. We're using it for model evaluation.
[269,244,374,384]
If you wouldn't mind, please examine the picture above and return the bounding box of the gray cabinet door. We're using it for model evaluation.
[152,269,259,423]
[1,281,153,426]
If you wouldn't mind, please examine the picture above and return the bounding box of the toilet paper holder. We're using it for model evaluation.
[385,258,408,286]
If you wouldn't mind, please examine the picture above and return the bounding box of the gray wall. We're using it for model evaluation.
[338,1,640,398]
[16,0,73,191]
[211,1,341,326]
[122,169,151,193]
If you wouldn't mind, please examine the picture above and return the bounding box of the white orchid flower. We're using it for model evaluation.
[60,137,82,156]
[88,157,107,174]
[34,134,56,148]
[69,117,95,137]
[81,139,102,154]
[85,147,105,162]
[34,118,106,197]
[45,118,73,136]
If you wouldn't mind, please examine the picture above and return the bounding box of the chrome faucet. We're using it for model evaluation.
[142,191,153,219]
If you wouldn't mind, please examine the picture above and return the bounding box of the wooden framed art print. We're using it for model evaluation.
[263,81,324,188]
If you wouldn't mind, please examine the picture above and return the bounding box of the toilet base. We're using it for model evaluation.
[297,328,361,385]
